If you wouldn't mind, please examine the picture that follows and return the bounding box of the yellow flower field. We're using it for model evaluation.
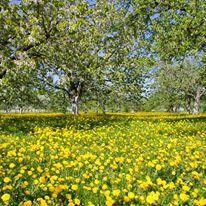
[0,113,206,205]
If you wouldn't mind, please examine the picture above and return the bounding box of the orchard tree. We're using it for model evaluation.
[37,0,150,114]
[151,56,206,113]
[0,0,92,112]
[127,0,206,60]
[0,0,71,81]
[0,63,43,112]
[126,0,206,113]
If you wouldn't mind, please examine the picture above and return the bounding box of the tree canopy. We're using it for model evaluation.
[0,0,206,114]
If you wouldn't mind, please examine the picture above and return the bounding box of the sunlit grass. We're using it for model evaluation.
[0,113,206,205]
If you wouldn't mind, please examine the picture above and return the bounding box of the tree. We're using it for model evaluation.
[128,0,206,61]
[36,0,149,114]
[0,63,43,112]
[148,56,206,113]
[0,0,86,112]
[0,0,70,81]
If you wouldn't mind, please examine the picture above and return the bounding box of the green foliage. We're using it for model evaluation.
[130,0,206,61]
[144,55,206,113]
[0,0,206,113]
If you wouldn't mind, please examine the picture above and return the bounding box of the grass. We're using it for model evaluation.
[0,112,206,205]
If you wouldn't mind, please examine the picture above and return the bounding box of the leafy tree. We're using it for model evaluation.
[0,64,43,112]
[128,0,206,61]
[147,56,206,113]
[0,0,69,80]
[36,0,149,114]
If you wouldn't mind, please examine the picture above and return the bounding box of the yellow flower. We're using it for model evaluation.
[112,189,120,197]
[71,184,78,191]
[38,198,48,206]
[87,201,95,206]
[66,194,72,199]
[9,163,15,168]
[146,191,159,205]
[102,184,108,190]
[3,177,11,183]
[3,185,13,190]
[92,187,98,193]
[52,193,57,198]
[155,164,162,171]
[182,185,190,192]
[23,200,32,206]
[104,190,111,197]
[195,198,206,206]
[34,179,39,185]
[1,193,11,202]
[74,198,80,205]
[168,182,175,190]
[128,192,135,199]
[180,193,189,202]
[124,196,130,202]
[94,179,99,185]
[37,166,43,173]
[106,197,115,206]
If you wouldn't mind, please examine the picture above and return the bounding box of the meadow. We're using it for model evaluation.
[0,112,206,206]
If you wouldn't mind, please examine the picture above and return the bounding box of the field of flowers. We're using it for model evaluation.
[0,112,206,206]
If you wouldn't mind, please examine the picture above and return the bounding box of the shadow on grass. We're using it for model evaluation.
[164,116,206,123]
[0,114,131,135]
[1,113,206,135]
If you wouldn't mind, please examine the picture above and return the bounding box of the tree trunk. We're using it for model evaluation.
[185,95,192,114]
[118,102,122,112]
[168,104,176,112]
[101,99,106,115]
[193,97,200,114]
[193,90,201,114]
[0,69,7,79]
[71,95,79,115]
[172,105,177,112]
[95,102,99,114]
[192,87,205,114]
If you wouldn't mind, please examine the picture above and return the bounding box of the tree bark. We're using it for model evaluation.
[192,87,205,114]
[193,95,200,114]
[95,102,99,114]
[101,99,106,115]
[71,95,79,115]
[0,69,7,79]
[167,103,179,113]
[69,81,83,115]
[185,95,193,114]
[172,105,178,112]
[118,102,122,112]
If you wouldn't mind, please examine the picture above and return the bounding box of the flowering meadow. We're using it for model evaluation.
[0,113,206,206]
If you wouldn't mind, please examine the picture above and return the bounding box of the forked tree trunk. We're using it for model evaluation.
[101,99,106,115]
[192,87,205,114]
[69,81,83,115]
[71,95,79,115]
[185,95,193,114]
[168,104,177,112]
[193,96,200,114]
[95,102,99,114]
[172,105,178,112]
[0,69,7,79]
[118,102,122,112]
